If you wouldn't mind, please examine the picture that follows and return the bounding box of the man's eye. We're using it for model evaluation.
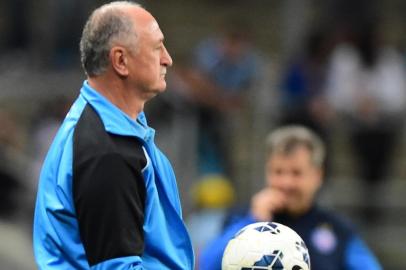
[292,169,302,177]
[273,169,283,175]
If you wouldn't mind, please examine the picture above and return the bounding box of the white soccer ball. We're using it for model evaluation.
[222,222,310,270]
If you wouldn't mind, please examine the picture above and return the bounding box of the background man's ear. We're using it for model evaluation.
[110,47,129,77]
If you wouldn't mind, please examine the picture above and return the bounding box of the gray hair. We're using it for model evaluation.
[79,1,142,77]
[265,125,326,168]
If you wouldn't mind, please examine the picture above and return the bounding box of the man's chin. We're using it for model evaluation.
[156,82,167,93]
[285,204,309,217]
[149,84,166,95]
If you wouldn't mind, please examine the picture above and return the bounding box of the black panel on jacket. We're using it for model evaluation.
[73,104,147,266]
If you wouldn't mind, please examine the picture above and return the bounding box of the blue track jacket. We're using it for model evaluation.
[33,81,194,269]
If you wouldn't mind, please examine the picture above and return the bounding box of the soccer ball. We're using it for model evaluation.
[222,222,310,270]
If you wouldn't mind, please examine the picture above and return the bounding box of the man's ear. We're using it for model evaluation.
[110,46,129,77]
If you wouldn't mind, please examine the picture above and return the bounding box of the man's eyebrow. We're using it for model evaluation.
[156,37,164,45]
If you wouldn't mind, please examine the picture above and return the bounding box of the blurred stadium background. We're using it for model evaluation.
[0,0,405,269]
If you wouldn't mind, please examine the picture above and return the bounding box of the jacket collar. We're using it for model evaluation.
[80,80,155,142]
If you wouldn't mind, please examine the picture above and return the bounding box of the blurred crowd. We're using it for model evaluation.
[1,0,406,269]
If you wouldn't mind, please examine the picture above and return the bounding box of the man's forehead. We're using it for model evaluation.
[147,21,164,38]
[149,21,159,32]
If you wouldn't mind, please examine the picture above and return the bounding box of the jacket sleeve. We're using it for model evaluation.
[344,236,382,270]
[73,152,146,269]
[198,214,256,270]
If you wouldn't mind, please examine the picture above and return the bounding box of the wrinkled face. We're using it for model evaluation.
[265,146,322,215]
[126,9,172,97]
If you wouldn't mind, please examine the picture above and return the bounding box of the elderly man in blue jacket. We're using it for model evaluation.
[33,1,194,269]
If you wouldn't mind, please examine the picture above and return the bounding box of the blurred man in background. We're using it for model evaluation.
[199,125,381,270]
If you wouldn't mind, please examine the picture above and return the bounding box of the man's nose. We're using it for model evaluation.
[279,174,296,191]
[161,45,173,67]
